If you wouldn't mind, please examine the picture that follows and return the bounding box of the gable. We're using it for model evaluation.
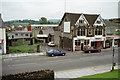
[84,14,99,26]
[93,15,105,26]
[75,14,89,27]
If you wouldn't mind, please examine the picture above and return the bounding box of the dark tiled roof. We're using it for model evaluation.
[84,14,99,26]
[59,12,100,26]
[59,12,81,26]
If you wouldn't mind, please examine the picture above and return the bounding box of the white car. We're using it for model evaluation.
[48,42,55,47]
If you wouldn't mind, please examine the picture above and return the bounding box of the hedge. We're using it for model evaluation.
[2,69,54,80]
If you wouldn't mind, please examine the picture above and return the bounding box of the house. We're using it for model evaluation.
[55,12,106,51]
[105,20,120,47]
[0,13,6,54]
[8,31,32,46]
[31,24,58,45]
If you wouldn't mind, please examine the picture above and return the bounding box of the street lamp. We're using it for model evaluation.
[111,46,116,71]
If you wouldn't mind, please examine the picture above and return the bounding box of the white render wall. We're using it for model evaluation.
[0,28,6,54]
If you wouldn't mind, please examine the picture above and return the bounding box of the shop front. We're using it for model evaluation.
[91,39,104,49]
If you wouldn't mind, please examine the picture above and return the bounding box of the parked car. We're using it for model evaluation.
[46,49,66,57]
[106,43,110,48]
[48,42,55,47]
[83,46,101,53]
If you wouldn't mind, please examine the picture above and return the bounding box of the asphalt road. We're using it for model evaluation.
[2,48,119,75]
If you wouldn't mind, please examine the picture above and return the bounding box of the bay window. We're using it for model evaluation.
[95,29,102,35]
[77,29,85,36]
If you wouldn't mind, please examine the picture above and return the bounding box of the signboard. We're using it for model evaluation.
[64,22,70,33]
[0,40,3,43]
[115,29,120,34]
[106,37,114,39]
[91,39,103,41]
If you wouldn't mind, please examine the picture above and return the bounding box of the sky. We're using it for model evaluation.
[0,0,120,21]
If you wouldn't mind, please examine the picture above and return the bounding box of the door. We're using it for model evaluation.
[81,43,84,51]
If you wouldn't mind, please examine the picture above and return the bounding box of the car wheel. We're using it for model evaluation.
[89,51,91,53]
[51,54,54,57]
[62,53,65,56]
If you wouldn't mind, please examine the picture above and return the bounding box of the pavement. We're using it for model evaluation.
[2,47,116,59]
[55,64,119,80]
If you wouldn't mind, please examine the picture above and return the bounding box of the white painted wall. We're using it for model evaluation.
[0,28,6,54]
[64,22,70,33]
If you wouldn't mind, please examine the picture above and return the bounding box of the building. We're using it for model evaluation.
[0,13,6,54]
[55,12,106,51]
[105,20,120,47]
[8,31,32,46]
[31,24,58,45]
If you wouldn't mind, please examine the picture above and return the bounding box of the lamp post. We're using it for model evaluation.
[111,46,115,71]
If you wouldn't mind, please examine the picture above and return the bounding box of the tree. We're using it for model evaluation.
[39,17,47,24]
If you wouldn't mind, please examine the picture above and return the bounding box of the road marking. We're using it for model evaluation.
[47,59,71,63]
[3,59,12,61]
[8,63,37,67]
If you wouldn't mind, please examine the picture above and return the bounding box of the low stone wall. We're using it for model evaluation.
[2,69,54,80]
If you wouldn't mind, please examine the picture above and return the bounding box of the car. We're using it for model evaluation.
[83,46,101,53]
[106,43,110,48]
[48,42,55,47]
[46,49,66,57]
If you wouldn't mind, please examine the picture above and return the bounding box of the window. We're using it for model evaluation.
[77,29,85,36]
[15,34,18,36]
[97,21,101,24]
[12,35,14,38]
[26,38,30,41]
[84,40,89,45]
[89,29,92,35]
[79,20,84,23]
[21,33,24,36]
[75,40,81,46]
[39,30,43,34]
[95,29,102,35]
[25,34,28,36]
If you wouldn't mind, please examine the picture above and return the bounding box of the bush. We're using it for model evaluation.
[2,69,54,80]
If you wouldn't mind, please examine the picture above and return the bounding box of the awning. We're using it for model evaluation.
[37,35,48,37]
[91,39,103,41]
[106,37,114,39]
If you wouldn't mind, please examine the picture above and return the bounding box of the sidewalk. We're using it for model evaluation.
[2,46,118,59]
[55,64,119,80]
[2,52,46,59]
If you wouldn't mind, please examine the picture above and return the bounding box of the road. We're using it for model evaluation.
[2,48,118,75]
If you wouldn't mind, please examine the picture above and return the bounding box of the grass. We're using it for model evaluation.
[9,43,43,53]
[33,43,43,47]
[12,22,29,25]
[71,69,119,80]
[9,47,34,53]
[15,44,28,47]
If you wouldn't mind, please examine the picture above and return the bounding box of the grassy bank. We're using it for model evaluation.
[71,69,119,80]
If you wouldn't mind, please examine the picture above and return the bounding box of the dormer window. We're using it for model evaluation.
[97,21,101,24]
[79,20,84,23]
[39,30,43,34]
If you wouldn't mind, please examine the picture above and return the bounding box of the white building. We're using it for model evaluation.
[0,13,6,54]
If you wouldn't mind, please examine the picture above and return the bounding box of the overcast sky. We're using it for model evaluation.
[1,0,119,21]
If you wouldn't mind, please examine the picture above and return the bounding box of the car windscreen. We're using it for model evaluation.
[49,49,54,52]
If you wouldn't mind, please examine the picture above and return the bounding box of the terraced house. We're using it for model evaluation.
[56,12,106,51]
